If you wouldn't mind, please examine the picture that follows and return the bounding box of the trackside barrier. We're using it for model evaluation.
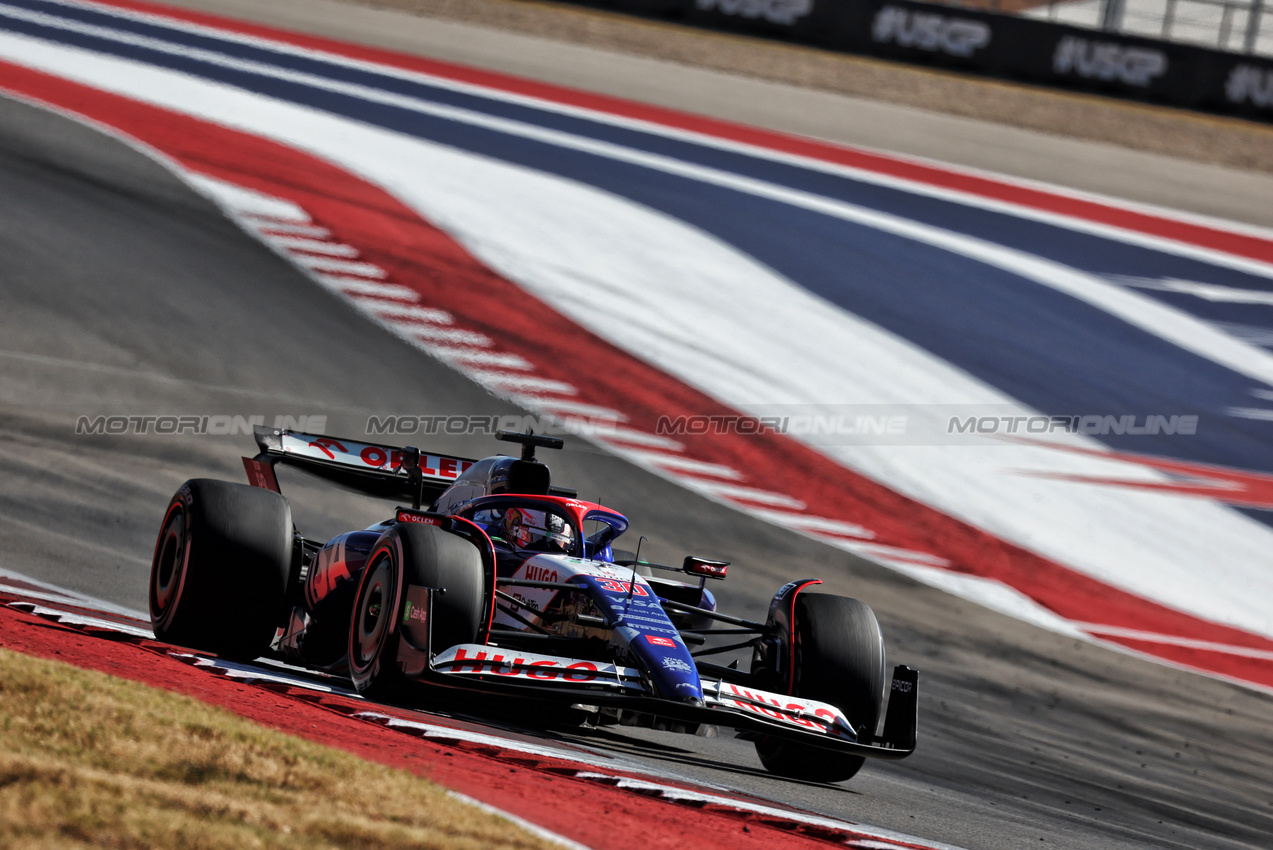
[554,0,1273,121]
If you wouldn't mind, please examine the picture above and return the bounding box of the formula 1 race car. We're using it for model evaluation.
[149,428,917,782]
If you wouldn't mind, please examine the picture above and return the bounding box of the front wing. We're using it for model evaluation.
[417,643,918,760]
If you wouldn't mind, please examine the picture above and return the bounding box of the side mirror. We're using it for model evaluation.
[683,556,729,580]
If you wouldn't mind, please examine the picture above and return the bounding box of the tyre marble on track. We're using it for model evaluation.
[0,91,1271,850]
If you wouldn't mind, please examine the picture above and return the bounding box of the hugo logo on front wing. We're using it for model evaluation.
[447,648,600,681]
[723,684,843,732]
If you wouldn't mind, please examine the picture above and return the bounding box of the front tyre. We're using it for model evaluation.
[348,522,484,701]
[150,479,292,659]
[755,594,886,783]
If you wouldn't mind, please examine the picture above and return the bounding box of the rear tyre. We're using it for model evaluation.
[348,522,484,701]
[150,479,292,659]
[755,594,886,783]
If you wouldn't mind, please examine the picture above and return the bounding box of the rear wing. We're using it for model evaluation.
[245,427,477,506]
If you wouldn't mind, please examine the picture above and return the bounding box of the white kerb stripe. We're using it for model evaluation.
[838,541,951,566]
[528,400,629,422]
[611,449,742,480]
[443,791,592,850]
[431,349,534,370]
[362,303,453,324]
[470,373,577,395]
[590,429,685,451]
[315,276,420,301]
[676,479,807,510]
[411,327,493,347]
[292,254,387,278]
[268,235,360,257]
[250,222,332,238]
[745,509,875,539]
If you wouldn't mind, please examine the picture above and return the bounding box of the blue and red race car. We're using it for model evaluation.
[150,428,917,782]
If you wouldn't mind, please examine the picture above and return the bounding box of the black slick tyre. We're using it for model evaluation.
[347,522,484,701]
[150,478,292,659]
[755,594,886,783]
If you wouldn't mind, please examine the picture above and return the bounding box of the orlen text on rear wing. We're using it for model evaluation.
[245,426,475,506]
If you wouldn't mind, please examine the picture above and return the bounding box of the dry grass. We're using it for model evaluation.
[339,0,1273,173]
[0,648,556,849]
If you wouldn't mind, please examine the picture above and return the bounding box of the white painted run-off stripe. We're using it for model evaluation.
[528,399,628,422]
[471,373,577,395]
[837,541,952,567]
[18,0,1268,387]
[612,448,742,480]
[268,235,360,257]
[1076,624,1273,660]
[55,0,1273,283]
[315,275,420,301]
[431,349,534,370]
[410,327,493,347]
[745,509,875,540]
[676,479,807,511]
[184,169,308,221]
[1116,277,1273,305]
[361,302,453,324]
[20,2,1264,388]
[591,429,684,451]
[1227,407,1273,422]
[880,563,1088,637]
[292,254,387,278]
[251,222,331,238]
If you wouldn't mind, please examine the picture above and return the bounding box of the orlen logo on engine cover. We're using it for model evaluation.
[1053,36,1167,87]
[695,0,814,27]
[872,6,991,58]
[397,511,440,525]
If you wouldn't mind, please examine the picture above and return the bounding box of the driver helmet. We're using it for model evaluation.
[502,508,531,548]
[544,513,574,553]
